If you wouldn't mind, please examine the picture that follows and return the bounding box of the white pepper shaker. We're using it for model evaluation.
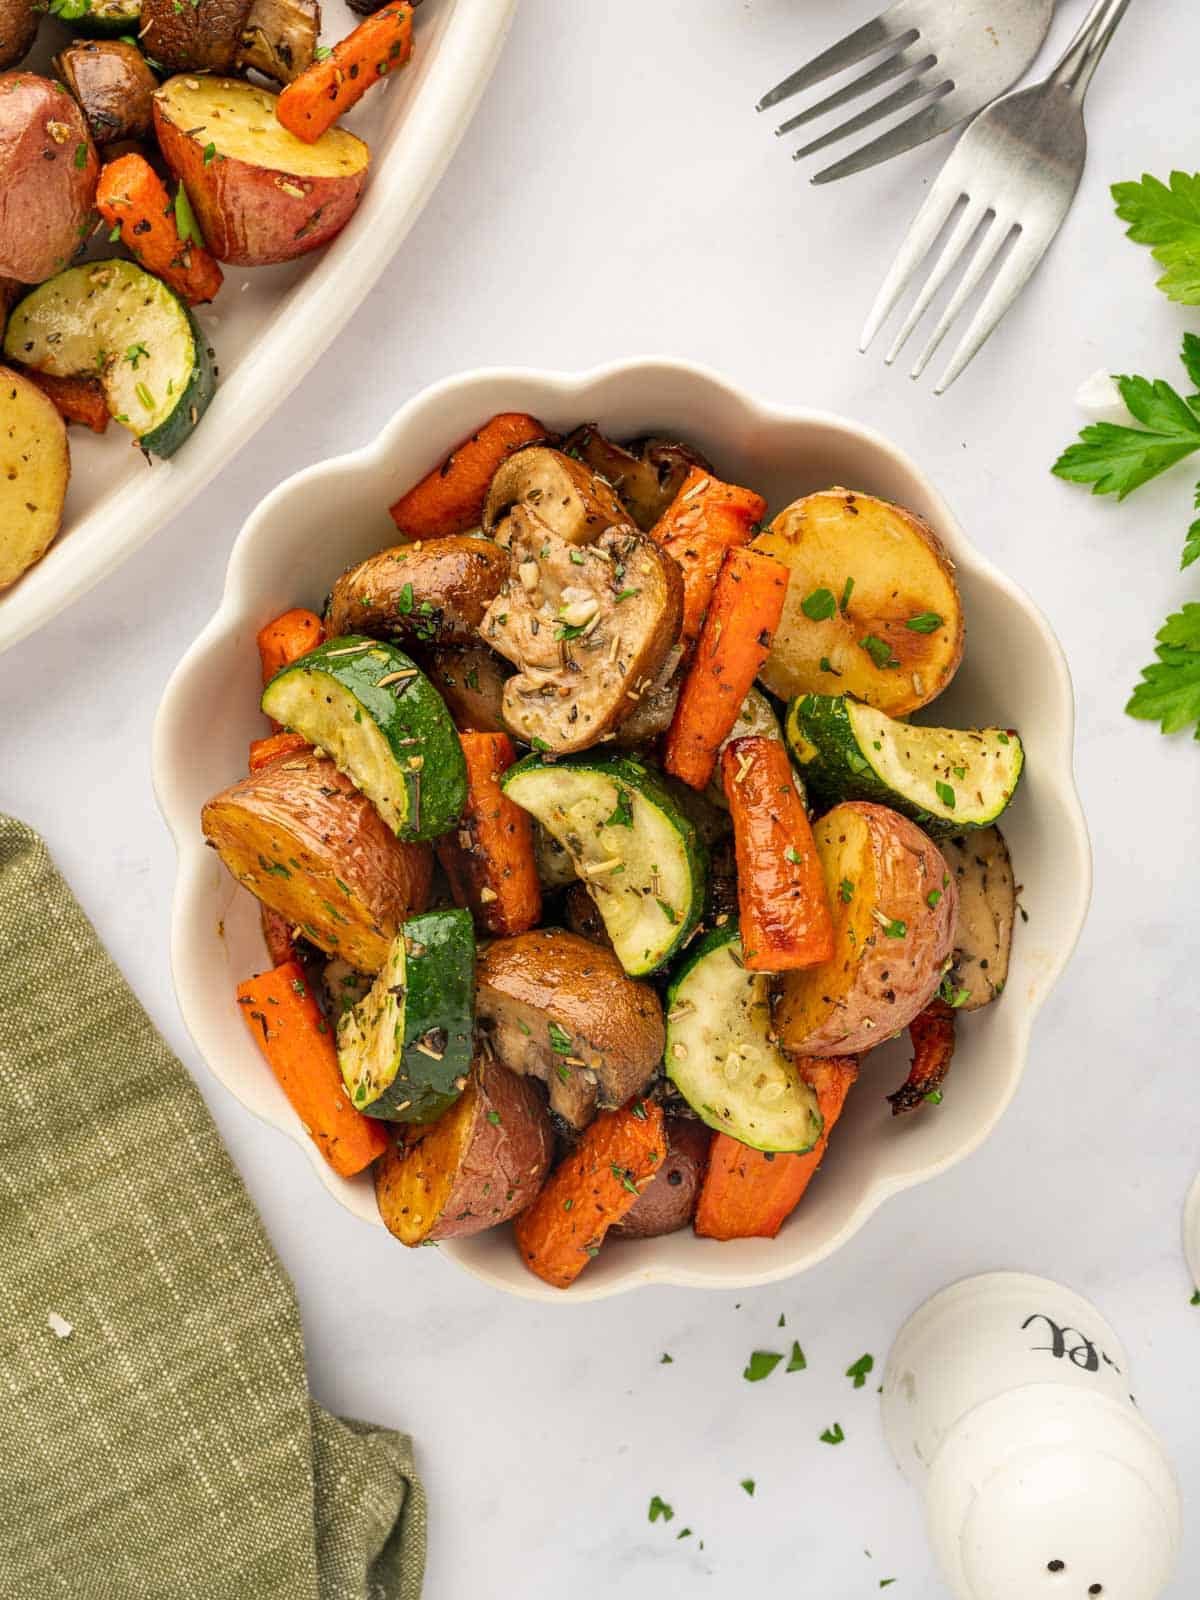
[881,1272,1181,1600]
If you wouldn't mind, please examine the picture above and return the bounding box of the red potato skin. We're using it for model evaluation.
[152,96,367,265]
[0,74,98,284]
[613,1116,710,1239]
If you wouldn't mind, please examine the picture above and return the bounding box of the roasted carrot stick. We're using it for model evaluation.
[22,370,108,433]
[435,731,541,936]
[663,547,790,790]
[236,960,388,1178]
[276,2,414,144]
[888,1001,956,1116]
[257,608,324,683]
[720,736,833,972]
[388,412,548,538]
[651,468,768,650]
[514,1098,665,1289]
[248,731,311,772]
[694,1057,858,1240]
[95,154,223,306]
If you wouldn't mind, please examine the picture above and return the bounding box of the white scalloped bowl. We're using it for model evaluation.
[154,359,1092,1301]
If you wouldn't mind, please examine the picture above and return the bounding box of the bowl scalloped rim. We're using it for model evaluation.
[153,355,1093,1303]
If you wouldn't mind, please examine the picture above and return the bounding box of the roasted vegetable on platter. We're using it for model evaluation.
[198,408,1026,1289]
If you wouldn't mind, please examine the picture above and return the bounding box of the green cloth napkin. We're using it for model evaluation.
[0,817,426,1600]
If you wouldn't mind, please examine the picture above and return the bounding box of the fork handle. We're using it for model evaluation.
[1053,0,1133,99]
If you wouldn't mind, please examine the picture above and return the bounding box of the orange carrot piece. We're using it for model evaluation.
[888,1001,956,1115]
[721,735,834,972]
[257,608,325,685]
[22,370,108,433]
[249,731,311,772]
[694,1058,858,1240]
[435,731,542,937]
[388,411,548,538]
[513,1098,665,1288]
[95,154,223,306]
[236,960,388,1178]
[276,2,413,144]
[662,547,790,790]
[651,468,768,650]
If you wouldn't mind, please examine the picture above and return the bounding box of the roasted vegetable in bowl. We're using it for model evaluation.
[198,407,1028,1290]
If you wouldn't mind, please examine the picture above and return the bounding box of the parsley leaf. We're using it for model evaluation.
[801,586,837,621]
[845,1353,874,1388]
[173,183,204,249]
[860,634,899,669]
[1183,486,1200,572]
[1052,352,1200,500]
[786,1341,807,1372]
[1112,170,1200,304]
[743,1349,783,1383]
[740,1478,755,1496]
[819,1422,845,1445]
[1125,603,1200,738]
[648,1495,674,1524]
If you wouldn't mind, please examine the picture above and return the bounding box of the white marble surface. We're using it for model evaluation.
[3,1,1199,1594]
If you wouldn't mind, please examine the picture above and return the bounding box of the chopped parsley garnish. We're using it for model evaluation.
[743,1350,783,1383]
[905,611,943,632]
[614,587,641,603]
[786,1341,807,1372]
[938,977,972,1009]
[73,142,88,169]
[926,889,942,908]
[1191,1290,1200,1306]
[740,1478,755,1497]
[860,633,899,669]
[173,183,204,248]
[845,1353,874,1389]
[660,1352,673,1363]
[777,1313,786,1327]
[656,898,679,924]
[124,342,149,369]
[486,1110,501,1126]
[605,788,634,828]
[840,575,855,613]
[935,780,956,809]
[819,1423,845,1445]
[839,878,854,902]
[547,1021,573,1054]
[924,1089,944,1105]
[801,586,837,621]
[202,142,217,165]
[785,845,802,865]
[313,43,332,60]
[611,1163,639,1195]
[648,1495,674,1524]
[880,916,907,939]
[531,737,551,753]
[396,582,414,614]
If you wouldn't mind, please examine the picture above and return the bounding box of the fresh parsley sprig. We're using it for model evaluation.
[1052,334,1200,570]
[1112,171,1200,305]
[1125,604,1200,740]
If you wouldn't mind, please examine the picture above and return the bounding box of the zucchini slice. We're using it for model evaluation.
[786,693,1023,837]
[71,0,142,36]
[261,636,467,841]
[3,260,214,459]
[666,924,822,1153]
[502,753,707,976]
[337,909,475,1122]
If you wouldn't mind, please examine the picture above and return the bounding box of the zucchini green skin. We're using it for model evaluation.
[665,923,823,1154]
[339,909,475,1123]
[502,751,707,975]
[786,693,1024,839]
[262,636,467,841]
[140,306,215,459]
[71,0,143,37]
[3,260,215,460]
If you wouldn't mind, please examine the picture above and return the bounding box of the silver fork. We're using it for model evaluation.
[757,0,1056,186]
[861,0,1132,393]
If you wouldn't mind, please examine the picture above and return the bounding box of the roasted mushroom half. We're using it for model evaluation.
[940,826,1015,1010]
[483,446,631,546]
[327,534,510,649]
[479,507,684,754]
[54,41,158,145]
[562,425,713,532]
[475,928,665,1129]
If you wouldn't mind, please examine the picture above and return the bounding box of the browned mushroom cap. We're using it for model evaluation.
[54,42,158,146]
[483,446,630,546]
[422,641,511,735]
[327,535,510,649]
[475,928,665,1129]
[479,508,684,754]
[141,0,254,74]
[562,426,713,532]
[0,0,37,72]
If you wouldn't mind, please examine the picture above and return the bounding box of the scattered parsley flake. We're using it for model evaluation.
[740,1478,755,1497]
[819,1422,845,1445]
[660,1352,673,1363]
[935,780,956,809]
[801,586,837,621]
[905,611,943,633]
[648,1495,674,1524]
[744,1350,783,1383]
[860,633,899,669]
[786,1341,807,1372]
[202,142,217,165]
[846,1353,874,1389]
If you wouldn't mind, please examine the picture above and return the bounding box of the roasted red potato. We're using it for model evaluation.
[0,73,98,284]
[613,1116,710,1239]
[374,1058,554,1245]
[153,75,369,265]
